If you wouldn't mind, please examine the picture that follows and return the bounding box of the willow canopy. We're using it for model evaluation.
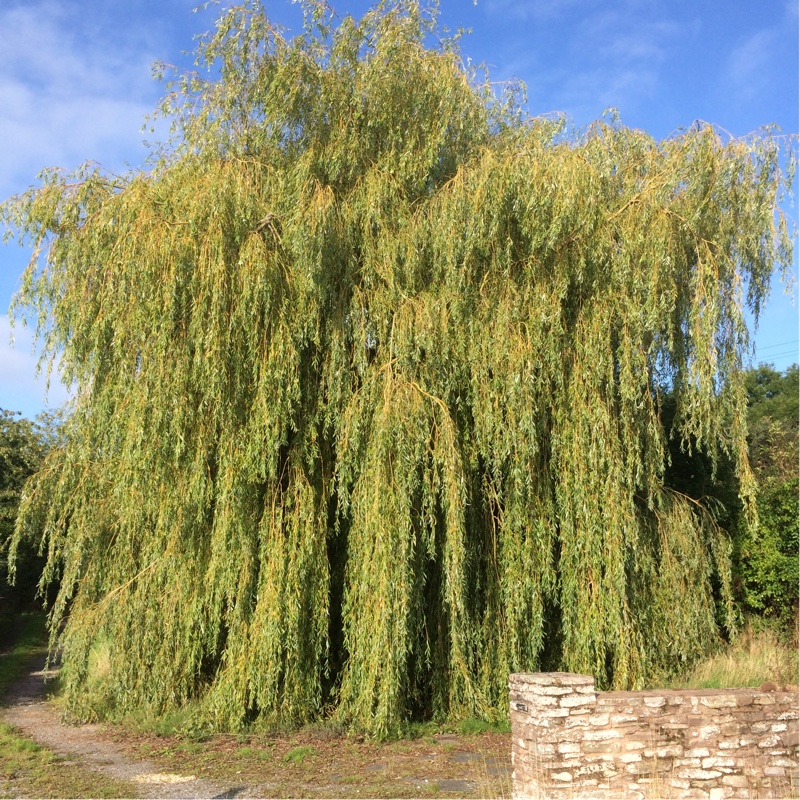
[4,0,795,737]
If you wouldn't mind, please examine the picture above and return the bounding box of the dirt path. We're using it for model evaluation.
[1,654,246,799]
[1,639,511,798]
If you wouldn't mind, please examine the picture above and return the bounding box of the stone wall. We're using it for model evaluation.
[509,672,798,799]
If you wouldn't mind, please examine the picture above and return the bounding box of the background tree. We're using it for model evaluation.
[661,363,798,633]
[734,364,798,627]
[0,409,59,612]
[2,1,795,736]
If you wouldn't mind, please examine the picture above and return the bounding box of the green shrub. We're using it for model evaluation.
[736,478,799,626]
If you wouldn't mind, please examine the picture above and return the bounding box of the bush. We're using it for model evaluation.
[735,365,799,630]
[0,409,61,612]
[736,478,799,626]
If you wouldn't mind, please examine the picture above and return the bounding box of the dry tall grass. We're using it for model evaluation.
[664,620,798,690]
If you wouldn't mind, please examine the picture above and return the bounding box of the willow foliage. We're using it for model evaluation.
[3,1,795,737]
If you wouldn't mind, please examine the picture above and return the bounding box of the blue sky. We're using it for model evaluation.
[1,0,797,418]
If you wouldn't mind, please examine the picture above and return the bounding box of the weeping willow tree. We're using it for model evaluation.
[3,0,795,736]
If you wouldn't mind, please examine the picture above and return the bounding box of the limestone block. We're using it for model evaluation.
[753,694,776,705]
[718,738,740,749]
[624,760,659,775]
[583,752,617,763]
[533,706,570,719]
[720,722,747,736]
[582,729,622,741]
[720,775,748,788]
[700,695,739,709]
[751,721,771,733]
[701,757,737,769]
[768,755,798,767]
[666,694,687,706]
[509,671,593,688]
[781,729,799,748]
[708,788,734,800]
[677,768,723,780]
[559,693,596,708]
[582,740,621,754]
[604,694,644,707]
[539,727,585,744]
[623,740,647,750]
[643,744,684,758]
[564,715,591,728]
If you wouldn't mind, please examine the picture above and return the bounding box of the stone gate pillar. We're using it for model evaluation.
[509,672,597,798]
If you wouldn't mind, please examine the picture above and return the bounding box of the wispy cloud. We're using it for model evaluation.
[477,0,687,124]
[560,13,679,114]
[0,315,71,417]
[485,0,601,22]
[726,29,778,103]
[0,0,199,418]
[0,1,162,197]
[507,4,681,124]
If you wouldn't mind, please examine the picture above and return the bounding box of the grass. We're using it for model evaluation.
[283,744,316,764]
[234,744,273,760]
[114,724,512,797]
[0,722,134,799]
[0,611,136,799]
[457,717,510,736]
[121,700,211,742]
[73,680,513,796]
[402,717,510,740]
[0,612,48,699]
[664,620,799,690]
